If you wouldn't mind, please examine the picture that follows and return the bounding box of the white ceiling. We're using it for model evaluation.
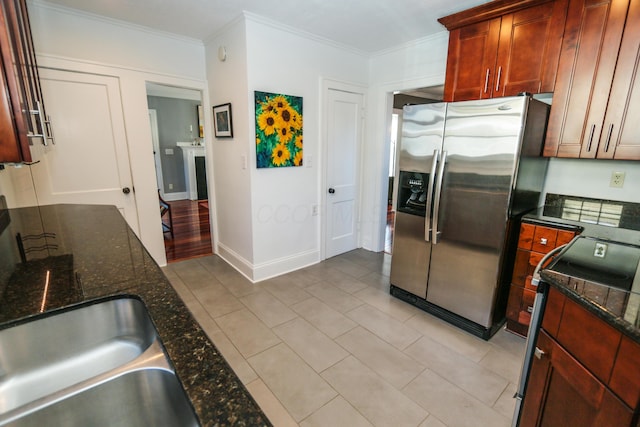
[38,0,490,53]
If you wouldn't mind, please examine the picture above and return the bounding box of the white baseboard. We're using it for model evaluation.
[162,192,188,201]
[216,243,255,282]
[252,249,320,282]
[216,243,320,283]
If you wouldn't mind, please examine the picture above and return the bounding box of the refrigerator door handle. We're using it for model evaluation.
[431,150,447,244]
[424,149,439,242]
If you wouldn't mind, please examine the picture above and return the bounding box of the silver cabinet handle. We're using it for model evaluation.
[424,149,439,242]
[483,69,490,93]
[603,123,614,153]
[27,101,46,142]
[44,114,55,144]
[534,347,546,360]
[431,150,447,244]
[586,124,596,152]
[26,101,55,145]
[495,66,502,93]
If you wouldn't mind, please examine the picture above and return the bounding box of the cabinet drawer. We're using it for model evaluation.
[518,223,535,250]
[556,229,577,247]
[529,251,543,269]
[532,226,559,252]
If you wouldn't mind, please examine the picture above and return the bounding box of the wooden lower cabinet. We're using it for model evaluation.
[506,222,578,336]
[521,288,639,427]
[520,331,633,427]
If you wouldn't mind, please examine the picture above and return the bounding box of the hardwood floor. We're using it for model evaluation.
[164,199,213,263]
[385,206,395,254]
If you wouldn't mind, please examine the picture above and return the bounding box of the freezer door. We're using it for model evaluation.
[390,211,431,298]
[399,103,446,173]
[427,97,528,327]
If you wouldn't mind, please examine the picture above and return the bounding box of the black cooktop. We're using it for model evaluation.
[546,236,640,291]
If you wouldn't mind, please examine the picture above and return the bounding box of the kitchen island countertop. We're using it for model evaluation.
[0,204,270,426]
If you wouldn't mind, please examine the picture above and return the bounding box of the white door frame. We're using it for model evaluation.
[369,77,445,253]
[148,109,165,196]
[320,78,367,260]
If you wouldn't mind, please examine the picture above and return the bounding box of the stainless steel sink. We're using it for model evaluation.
[5,370,200,427]
[0,296,200,426]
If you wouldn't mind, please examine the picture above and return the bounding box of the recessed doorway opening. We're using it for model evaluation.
[146,82,212,262]
[385,85,444,254]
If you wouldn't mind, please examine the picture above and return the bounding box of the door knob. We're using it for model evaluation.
[122,187,131,194]
[328,188,335,194]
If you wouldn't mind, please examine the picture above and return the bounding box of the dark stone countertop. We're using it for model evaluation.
[520,194,640,344]
[541,270,640,345]
[0,204,271,427]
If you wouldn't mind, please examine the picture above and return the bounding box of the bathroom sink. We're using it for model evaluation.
[0,296,200,426]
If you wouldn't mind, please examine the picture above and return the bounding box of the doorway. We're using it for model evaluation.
[145,82,212,262]
[323,85,365,259]
[385,86,444,254]
[35,68,139,233]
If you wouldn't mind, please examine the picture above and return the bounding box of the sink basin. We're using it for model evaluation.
[0,296,200,426]
[6,370,200,427]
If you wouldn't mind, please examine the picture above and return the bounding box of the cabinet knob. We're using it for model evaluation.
[534,347,546,360]
[540,238,548,245]
[328,188,335,194]
[122,187,131,194]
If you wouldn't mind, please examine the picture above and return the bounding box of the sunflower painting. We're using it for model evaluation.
[255,91,303,168]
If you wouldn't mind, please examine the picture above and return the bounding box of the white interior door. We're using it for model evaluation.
[325,88,364,258]
[31,68,139,233]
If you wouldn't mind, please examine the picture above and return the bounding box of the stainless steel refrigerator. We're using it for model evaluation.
[390,96,549,339]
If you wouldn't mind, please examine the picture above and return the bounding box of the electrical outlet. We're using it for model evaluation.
[312,205,319,216]
[168,183,173,190]
[594,242,607,258]
[610,171,625,188]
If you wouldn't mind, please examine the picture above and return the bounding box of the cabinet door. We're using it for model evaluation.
[0,0,31,162]
[520,331,634,427]
[596,0,640,160]
[494,0,568,97]
[443,18,501,102]
[0,54,22,161]
[544,0,629,157]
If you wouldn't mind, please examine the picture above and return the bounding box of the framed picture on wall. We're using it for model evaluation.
[213,103,233,138]
[254,91,303,168]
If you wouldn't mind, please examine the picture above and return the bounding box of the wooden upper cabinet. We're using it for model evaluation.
[596,0,640,159]
[0,0,51,163]
[439,0,568,102]
[442,18,501,101]
[544,0,639,159]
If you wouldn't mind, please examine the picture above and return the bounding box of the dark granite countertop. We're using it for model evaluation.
[521,193,640,344]
[541,270,640,344]
[0,204,271,427]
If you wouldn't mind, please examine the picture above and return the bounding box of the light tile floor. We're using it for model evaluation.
[163,249,525,427]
